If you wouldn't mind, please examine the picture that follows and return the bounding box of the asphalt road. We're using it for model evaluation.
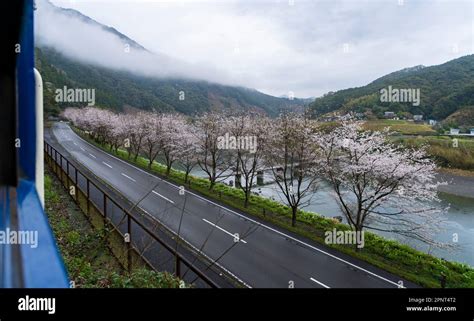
[50,122,418,288]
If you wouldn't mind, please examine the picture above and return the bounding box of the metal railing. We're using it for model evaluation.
[44,140,243,288]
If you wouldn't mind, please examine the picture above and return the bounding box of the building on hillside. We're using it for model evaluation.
[450,128,460,135]
[413,114,423,122]
[384,111,395,119]
[471,129,474,136]
[428,119,437,126]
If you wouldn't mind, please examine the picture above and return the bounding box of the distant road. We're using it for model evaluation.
[49,122,419,288]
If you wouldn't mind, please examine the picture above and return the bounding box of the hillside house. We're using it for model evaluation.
[413,115,423,122]
[384,111,395,119]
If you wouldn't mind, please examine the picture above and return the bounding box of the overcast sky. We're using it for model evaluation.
[41,0,474,98]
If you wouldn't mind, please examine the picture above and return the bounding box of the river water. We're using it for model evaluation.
[189,168,474,267]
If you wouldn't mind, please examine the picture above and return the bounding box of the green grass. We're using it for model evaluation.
[73,127,474,288]
[393,136,474,171]
[44,169,183,288]
[363,120,436,135]
[363,120,474,171]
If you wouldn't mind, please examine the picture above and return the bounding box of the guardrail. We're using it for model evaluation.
[44,140,243,288]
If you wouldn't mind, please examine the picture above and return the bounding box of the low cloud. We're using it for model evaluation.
[37,0,473,97]
[35,0,234,84]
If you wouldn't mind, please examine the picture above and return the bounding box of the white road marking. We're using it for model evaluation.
[102,162,113,168]
[69,125,402,288]
[73,142,77,145]
[310,277,330,288]
[139,206,150,215]
[152,190,175,204]
[54,128,253,288]
[202,219,247,244]
[89,153,96,159]
[121,173,136,182]
[80,147,85,151]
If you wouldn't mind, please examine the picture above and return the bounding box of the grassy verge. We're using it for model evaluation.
[438,167,474,177]
[363,120,436,135]
[392,136,474,171]
[73,127,474,288]
[362,120,474,171]
[44,167,183,288]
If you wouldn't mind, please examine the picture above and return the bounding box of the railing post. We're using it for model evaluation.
[75,167,78,187]
[175,256,181,279]
[41,140,226,288]
[56,150,59,175]
[127,214,132,273]
[60,155,64,183]
[103,193,107,219]
[65,160,69,189]
[86,178,90,215]
[54,149,57,173]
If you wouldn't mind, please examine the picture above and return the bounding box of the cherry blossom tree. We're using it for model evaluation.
[62,107,81,125]
[194,112,233,190]
[84,107,115,144]
[227,114,271,207]
[177,121,200,183]
[318,121,446,248]
[141,113,162,168]
[264,113,322,227]
[125,112,149,161]
[109,113,129,153]
[159,113,190,176]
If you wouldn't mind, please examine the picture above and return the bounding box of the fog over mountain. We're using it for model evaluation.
[35,0,234,85]
[38,0,473,98]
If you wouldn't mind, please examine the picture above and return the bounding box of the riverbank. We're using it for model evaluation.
[436,169,474,199]
[69,125,474,288]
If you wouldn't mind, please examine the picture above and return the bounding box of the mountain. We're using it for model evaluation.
[51,6,147,52]
[309,55,474,120]
[443,106,474,127]
[36,2,305,117]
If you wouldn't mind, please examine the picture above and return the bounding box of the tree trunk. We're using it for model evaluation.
[291,207,297,227]
[244,190,250,208]
[354,226,363,252]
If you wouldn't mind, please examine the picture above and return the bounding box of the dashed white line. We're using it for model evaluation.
[121,173,136,182]
[202,218,247,244]
[80,147,85,151]
[73,142,77,145]
[102,162,113,168]
[69,125,402,288]
[152,190,175,204]
[310,277,330,288]
[89,153,96,158]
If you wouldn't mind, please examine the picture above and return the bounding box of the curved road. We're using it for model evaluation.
[50,122,418,288]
